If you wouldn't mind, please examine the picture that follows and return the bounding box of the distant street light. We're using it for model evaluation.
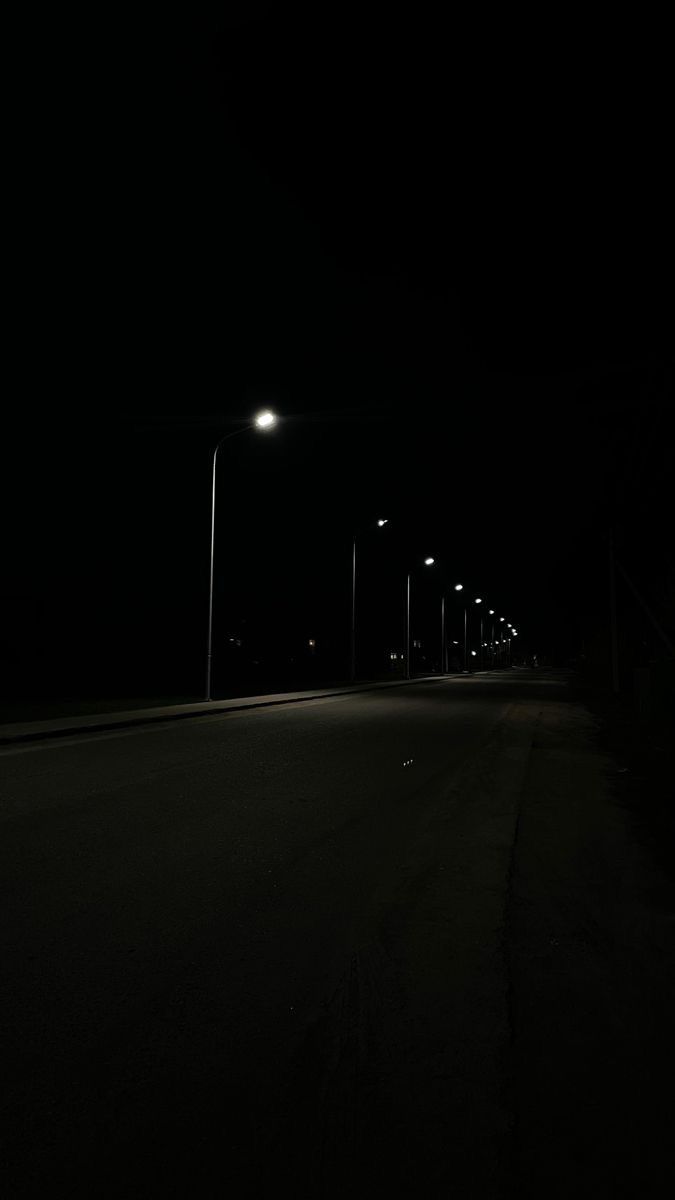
[206,411,278,701]
[405,557,435,680]
[350,518,389,681]
[454,583,463,591]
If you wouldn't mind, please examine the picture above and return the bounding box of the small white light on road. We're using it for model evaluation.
[377,518,388,527]
[424,557,435,566]
[455,583,463,591]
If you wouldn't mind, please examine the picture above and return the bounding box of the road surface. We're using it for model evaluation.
[1,673,673,1197]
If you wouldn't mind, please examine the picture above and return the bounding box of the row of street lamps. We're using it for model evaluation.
[402,560,518,681]
[351,521,519,681]
[205,412,520,699]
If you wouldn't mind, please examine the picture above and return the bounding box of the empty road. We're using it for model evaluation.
[2,673,673,1197]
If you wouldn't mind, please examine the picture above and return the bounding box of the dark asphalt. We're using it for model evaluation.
[2,673,673,1197]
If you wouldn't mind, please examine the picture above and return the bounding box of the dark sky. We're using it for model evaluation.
[3,20,672,697]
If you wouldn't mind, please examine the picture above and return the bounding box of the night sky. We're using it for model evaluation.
[3,20,672,702]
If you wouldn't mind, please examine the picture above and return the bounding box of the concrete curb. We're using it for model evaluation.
[0,675,458,746]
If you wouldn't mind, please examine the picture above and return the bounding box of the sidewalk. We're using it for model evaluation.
[0,675,455,747]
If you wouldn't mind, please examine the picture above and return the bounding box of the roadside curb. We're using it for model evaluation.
[0,675,456,747]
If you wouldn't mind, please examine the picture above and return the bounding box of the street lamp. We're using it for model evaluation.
[465,596,483,672]
[438,581,465,675]
[473,598,486,669]
[450,584,470,671]
[254,410,277,429]
[405,556,435,680]
[455,589,481,673]
[350,518,389,681]
[205,411,278,701]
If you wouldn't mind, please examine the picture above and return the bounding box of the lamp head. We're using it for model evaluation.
[254,410,277,430]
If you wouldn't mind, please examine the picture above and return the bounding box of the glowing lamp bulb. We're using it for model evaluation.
[254,410,277,429]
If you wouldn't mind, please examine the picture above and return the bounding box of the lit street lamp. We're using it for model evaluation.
[487,609,496,666]
[350,518,389,682]
[454,587,482,673]
[474,597,484,669]
[405,557,435,680]
[205,410,277,701]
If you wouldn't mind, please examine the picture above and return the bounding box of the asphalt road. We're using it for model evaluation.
[2,673,673,1197]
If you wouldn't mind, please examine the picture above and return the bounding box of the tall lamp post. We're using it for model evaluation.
[454,585,483,672]
[205,410,277,701]
[350,518,389,682]
[474,597,483,669]
[405,557,435,680]
[506,623,517,667]
[453,583,467,671]
[488,609,495,667]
